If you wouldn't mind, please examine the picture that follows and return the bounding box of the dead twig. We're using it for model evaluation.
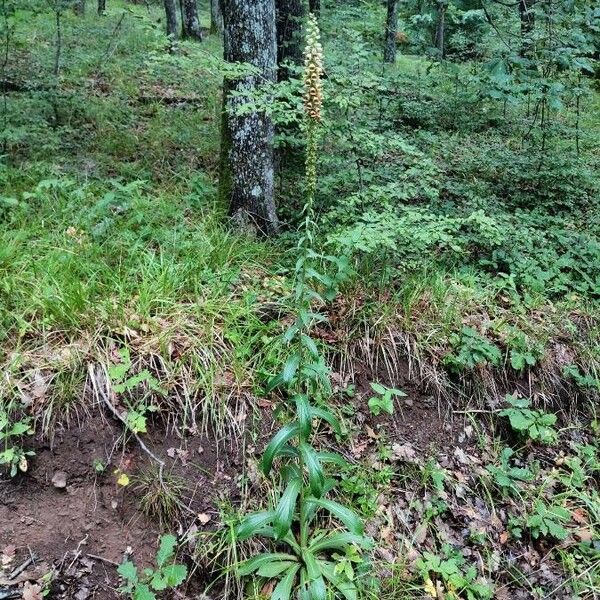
[88,363,165,477]
[85,553,119,567]
[8,554,37,580]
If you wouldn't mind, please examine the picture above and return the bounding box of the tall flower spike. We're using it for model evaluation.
[303,13,323,122]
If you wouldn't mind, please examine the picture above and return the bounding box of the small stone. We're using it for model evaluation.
[52,471,68,489]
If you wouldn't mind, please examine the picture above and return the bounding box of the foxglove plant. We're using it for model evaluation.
[234,14,370,600]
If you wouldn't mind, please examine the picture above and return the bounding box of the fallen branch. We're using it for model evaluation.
[88,363,165,474]
[8,555,36,581]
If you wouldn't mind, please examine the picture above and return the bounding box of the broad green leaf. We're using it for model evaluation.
[133,583,156,600]
[306,498,364,535]
[8,422,29,436]
[273,476,302,540]
[319,560,358,600]
[236,511,275,540]
[295,395,312,440]
[370,382,387,394]
[300,334,319,357]
[317,451,348,468]
[262,423,301,475]
[546,519,568,540]
[162,563,187,587]
[117,560,138,583]
[299,443,325,497]
[309,575,327,600]
[156,534,177,567]
[310,407,342,436]
[309,532,371,553]
[283,353,301,383]
[237,553,298,576]
[271,564,301,600]
[303,550,322,580]
[257,560,298,578]
[149,572,167,591]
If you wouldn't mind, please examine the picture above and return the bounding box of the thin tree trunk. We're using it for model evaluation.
[97,0,106,15]
[73,0,86,16]
[180,0,202,41]
[276,0,305,79]
[519,0,535,57]
[210,0,223,34]
[435,0,446,58]
[309,0,319,17]
[383,0,398,63]
[164,0,178,38]
[220,0,279,235]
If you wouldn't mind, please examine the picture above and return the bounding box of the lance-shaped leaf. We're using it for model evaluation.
[316,451,348,469]
[309,531,371,554]
[283,353,301,383]
[271,564,301,600]
[262,423,301,475]
[309,575,328,600]
[295,394,312,440]
[305,498,364,535]
[273,476,302,540]
[257,560,299,578]
[237,552,298,576]
[298,442,325,497]
[310,407,342,436]
[235,511,275,540]
[318,560,358,600]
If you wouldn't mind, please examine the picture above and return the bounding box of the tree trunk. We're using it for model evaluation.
[73,0,86,16]
[220,0,279,235]
[383,0,398,63]
[519,0,535,57]
[276,0,305,79]
[164,0,178,38]
[210,0,223,34]
[435,0,446,58]
[309,0,319,17]
[97,0,106,15]
[180,0,203,41]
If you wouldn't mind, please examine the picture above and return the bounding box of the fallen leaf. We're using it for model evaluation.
[392,443,419,463]
[197,513,211,525]
[572,508,588,525]
[423,578,437,598]
[22,581,43,600]
[574,528,593,542]
[414,522,428,545]
[365,425,379,439]
[1,544,15,567]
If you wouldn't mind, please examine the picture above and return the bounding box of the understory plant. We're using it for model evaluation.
[234,15,372,599]
[117,534,187,600]
[0,403,34,477]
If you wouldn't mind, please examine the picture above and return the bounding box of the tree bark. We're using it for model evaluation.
[519,0,535,57]
[73,0,86,16]
[210,0,224,34]
[97,0,106,15]
[220,0,279,235]
[180,0,203,41]
[435,0,447,59]
[309,0,319,17]
[164,0,178,38]
[383,0,398,63]
[276,0,305,79]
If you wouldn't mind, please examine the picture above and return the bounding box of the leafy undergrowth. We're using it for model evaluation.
[330,382,600,599]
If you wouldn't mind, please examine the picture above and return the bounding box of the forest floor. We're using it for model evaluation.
[1,2,599,600]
